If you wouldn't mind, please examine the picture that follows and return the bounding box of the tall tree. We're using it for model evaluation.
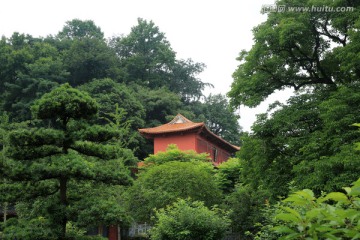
[4,84,132,239]
[111,18,211,100]
[202,94,242,145]
[112,18,176,88]
[228,0,360,108]
[62,38,119,86]
[227,1,360,236]
[170,59,210,102]
[57,19,104,40]
[79,78,146,156]
[78,78,145,130]
[2,40,68,121]
[125,145,221,222]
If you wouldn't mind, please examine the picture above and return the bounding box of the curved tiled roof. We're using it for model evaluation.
[200,125,240,152]
[139,114,240,153]
[139,122,204,135]
[139,113,204,135]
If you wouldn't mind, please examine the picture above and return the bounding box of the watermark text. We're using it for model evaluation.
[261,4,354,13]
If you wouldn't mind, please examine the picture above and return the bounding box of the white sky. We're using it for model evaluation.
[1,0,291,132]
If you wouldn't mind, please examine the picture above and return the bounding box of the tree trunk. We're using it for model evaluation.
[3,202,7,223]
[59,176,68,240]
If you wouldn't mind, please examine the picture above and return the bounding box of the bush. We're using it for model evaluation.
[149,198,231,240]
[271,178,360,239]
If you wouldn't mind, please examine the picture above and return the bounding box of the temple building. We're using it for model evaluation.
[139,114,240,164]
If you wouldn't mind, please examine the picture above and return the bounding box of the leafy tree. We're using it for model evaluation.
[170,58,210,102]
[293,86,360,192]
[202,94,242,145]
[227,5,360,227]
[78,78,145,154]
[57,19,105,40]
[0,33,67,121]
[3,41,68,121]
[63,38,119,86]
[4,84,132,239]
[134,85,184,127]
[238,86,360,199]
[228,0,360,108]
[149,198,231,240]
[111,18,211,100]
[2,217,58,240]
[215,158,242,194]
[78,78,145,129]
[111,18,176,88]
[143,144,210,166]
[126,156,221,222]
[223,184,270,239]
[270,178,360,239]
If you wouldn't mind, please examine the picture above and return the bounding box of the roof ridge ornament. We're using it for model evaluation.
[169,113,193,124]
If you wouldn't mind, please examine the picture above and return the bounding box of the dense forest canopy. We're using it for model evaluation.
[0,18,242,239]
[0,18,242,150]
[226,0,360,238]
[1,0,360,238]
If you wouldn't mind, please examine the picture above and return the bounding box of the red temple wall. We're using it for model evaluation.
[153,133,232,165]
[154,133,197,153]
[196,136,231,164]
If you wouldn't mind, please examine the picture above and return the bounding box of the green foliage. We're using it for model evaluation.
[32,83,98,120]
[215,158,242,193]
[78,78,145,128]
[149,198,231,240]
[189,94,242,145]
[57,19,104,40]
[134,85,185,127]
[63,38,119,86]
[143,144,210,166]
[271,178,360,239]
[66,183,131,228]
[228,0,360,108]
[2,217,58,240]
[238,85,360,202]
[126,160,221,222]
[170,59,210,102]
[111,18,210,100]
[1,37,68,121]
[78,78,145,154]
[112,18,176,89]
[223,184,270,237]
[3,84,132,238]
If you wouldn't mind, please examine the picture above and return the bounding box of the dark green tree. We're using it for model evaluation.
[125,146,221,222]
[111,18,211,100]
[224,184,270,238]
[111,18,176,88]
[170,59,211,102]
[78,78,145,130]
[134,85,185,127]
[202,94,242,145]
[227,1,360,236]
[150,199,231,240]
[79,78,146,156]
[228,0,360,108]
[63,38,119,86]
[215,158,242,194]
[57,19,104,40]
[4,84,132,239]
[2,40,69,121]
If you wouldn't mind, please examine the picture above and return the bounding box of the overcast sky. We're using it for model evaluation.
[1,0,290,132]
